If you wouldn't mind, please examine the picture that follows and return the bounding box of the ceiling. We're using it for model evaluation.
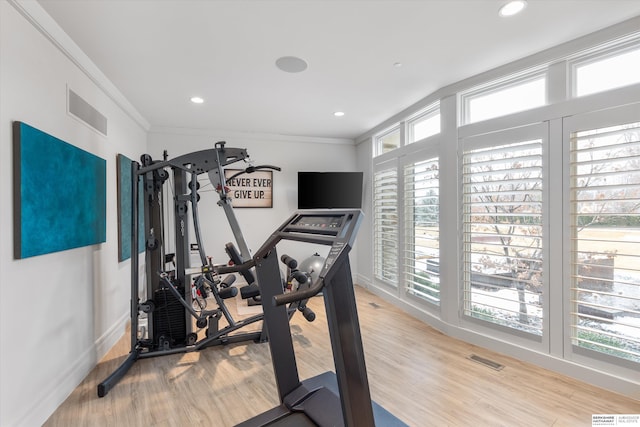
[37,0,640,140]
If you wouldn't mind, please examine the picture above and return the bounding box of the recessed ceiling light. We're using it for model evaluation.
[393,62,403,68]
[275,56,308,73]
[334,111,345,117]
[190,96,204,104]
[499,0,527,17]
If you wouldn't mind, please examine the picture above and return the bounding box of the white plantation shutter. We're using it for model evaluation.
[462,139,544,336]
[374,167,399,286]
[569,120,640,363]
[404,158,440,304]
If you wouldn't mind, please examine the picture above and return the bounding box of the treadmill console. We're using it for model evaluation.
[276,209,363,279]
[285,214,345,235]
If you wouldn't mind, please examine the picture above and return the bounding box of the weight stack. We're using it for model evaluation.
[152,287,187,349]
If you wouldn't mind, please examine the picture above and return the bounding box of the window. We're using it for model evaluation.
[374,167,399,286]
[404,158,440,304]
[569,121,640,363]
[574,46,640,97]
[366,28,640,389]
[462,139,544,336]
[376,127,401,155]
[461,73,546,125]
[408,107,440,143]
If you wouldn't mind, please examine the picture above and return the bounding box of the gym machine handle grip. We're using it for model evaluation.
[247,164,281,173]
[216,259,255,275]
[226,165,282,181]
[273,278,324,306]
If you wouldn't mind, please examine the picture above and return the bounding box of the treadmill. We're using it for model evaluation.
[224,209,406,427]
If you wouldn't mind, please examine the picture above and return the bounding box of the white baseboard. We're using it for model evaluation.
[95,310,129,360]
[13,346,95,427]
[14,311,129,427]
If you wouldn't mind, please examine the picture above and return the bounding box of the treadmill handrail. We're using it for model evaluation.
[273,278,324,306]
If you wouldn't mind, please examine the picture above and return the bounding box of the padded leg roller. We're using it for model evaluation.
[220,274,236,288]
[240,283,260,299]
[219,287,238,299]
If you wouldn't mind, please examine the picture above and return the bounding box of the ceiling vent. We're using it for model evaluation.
[68,88,107,136]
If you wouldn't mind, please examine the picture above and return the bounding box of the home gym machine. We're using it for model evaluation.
[98,142,315,397]
[223,209,406,427]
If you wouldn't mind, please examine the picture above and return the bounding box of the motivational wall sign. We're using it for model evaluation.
[224,169,273,208]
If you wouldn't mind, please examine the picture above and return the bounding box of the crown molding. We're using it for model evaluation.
[8,0,151,132]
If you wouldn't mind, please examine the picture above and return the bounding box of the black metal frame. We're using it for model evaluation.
[236,209,385,427]
[97,142,304,397]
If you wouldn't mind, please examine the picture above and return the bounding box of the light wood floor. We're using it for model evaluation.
[45,286,639,427]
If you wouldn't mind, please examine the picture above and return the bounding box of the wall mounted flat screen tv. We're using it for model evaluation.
[298,171,363,209]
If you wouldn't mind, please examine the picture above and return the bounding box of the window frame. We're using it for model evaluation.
[373,104,441,157]
[373,159,401,289]
[569,35,640,98]
[374,124,402,157]
[459,68,548,126]
[401,147,441,308]
[406,103,441,145]
[459,122,550,350]
[562,102,640,372]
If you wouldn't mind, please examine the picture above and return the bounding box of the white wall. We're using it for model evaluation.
[147,129,359,271]
[0,2,148,426]
[355,138,373,285]
[0,4,360,424]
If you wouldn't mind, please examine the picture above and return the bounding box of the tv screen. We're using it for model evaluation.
[298,172,363,209]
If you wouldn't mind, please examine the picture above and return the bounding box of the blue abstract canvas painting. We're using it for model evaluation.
[117,153,145,261]
[13,121,107,259]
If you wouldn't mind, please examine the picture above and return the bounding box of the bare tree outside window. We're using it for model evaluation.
[571,122,640,363]
[462,140,544,335]
[405,159,440,304]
